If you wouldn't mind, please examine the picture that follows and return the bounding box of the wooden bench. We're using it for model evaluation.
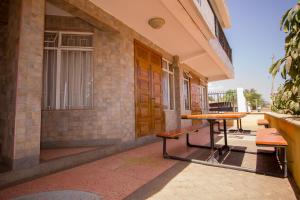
[256,128,288,177]
[156,124,203,139]
[157,124,216,158]
[257,119,270,128]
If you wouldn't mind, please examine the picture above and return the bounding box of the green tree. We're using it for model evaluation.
[222,89,237,105]
[244,89,264,110]
[269,1,300,115]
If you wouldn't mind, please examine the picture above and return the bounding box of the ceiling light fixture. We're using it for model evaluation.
[148,17,165,29]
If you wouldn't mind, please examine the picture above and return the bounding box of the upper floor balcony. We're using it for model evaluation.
[194,0,232,62]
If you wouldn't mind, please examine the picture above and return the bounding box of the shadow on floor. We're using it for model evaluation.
[0,162,9,174]
[288,176,300,200]
[124,145,295,200]
[39,146,108,162]
[123,151,198,200]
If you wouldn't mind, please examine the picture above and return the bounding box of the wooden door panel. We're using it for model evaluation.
[151,56,164,135]
[139,121,151,136]
[139,94,149,104]
[135,45,152,137]
[135,41,164,137]
[153,120,162,134]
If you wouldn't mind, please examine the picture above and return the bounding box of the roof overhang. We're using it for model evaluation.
[87,0,234,81]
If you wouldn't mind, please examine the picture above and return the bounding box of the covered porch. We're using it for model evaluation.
[0,114,299,199]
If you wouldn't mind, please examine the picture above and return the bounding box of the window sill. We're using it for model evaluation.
[164,109,176,112]
[42,108,94,112]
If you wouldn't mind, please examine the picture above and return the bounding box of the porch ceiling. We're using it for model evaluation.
[89,0,232,81]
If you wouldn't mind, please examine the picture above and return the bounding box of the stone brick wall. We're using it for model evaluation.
[0,0,9,144]
[41,1,208,147]
[0,0,45,169]
[0,0,21,166]
[41,13,175,147]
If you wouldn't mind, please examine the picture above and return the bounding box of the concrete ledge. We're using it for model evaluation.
[41,138,121,148]
[0,135,159,189]
[264,112,300,190]
[265,112,300,127]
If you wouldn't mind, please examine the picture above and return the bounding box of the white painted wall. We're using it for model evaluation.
[193,0,215,36]
[209,38,234,79]
[237,88,247,112]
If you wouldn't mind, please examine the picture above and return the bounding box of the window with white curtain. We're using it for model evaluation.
[43,31,93,110]
[183,72,191,110]
[199,85,208,113]
[162,59,175,110]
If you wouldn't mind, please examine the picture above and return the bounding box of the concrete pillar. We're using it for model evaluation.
[172,56,181,129]
[1,0,45,170]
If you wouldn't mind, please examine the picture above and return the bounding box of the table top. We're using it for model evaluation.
[181,113,247,120]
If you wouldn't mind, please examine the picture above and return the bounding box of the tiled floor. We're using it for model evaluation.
[0,114,299,200]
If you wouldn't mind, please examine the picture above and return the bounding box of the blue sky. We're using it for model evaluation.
[209,0,296,101]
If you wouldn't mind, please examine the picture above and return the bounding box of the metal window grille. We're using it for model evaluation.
[162,59,175,110]
[43,31,94,110]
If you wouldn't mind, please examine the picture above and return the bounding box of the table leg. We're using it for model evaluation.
[239,119,243,131]
[208,120,218,163]
[237,119,240,130]
[223,119,228,147]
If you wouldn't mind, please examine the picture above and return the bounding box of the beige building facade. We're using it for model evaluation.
[0,0,233,170]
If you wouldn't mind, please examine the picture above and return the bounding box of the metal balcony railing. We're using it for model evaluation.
[215,18,232,62]
[208,91,237,112]
[203,0,232,62]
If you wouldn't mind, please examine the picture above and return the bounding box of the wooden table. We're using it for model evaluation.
[182,113,247,162]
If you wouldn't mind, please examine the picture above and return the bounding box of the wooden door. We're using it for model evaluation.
[150,53,164,134]
[135,41,164,137]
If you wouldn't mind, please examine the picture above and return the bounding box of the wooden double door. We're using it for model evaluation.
[134,41,164,137]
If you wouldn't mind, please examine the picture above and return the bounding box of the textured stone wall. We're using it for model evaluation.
[1,0,45,169]
[41,12,174,146]
[0,0,22,167]
[0,0,9,144]
[41,1,208,147]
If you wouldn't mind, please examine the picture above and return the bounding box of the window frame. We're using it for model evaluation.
[199,85,208,113]
[162,59,175,111]
[183,72,191,111]
[43,31,94,111]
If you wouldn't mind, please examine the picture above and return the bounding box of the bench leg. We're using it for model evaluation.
[163,138,169,158]
[283,147,288,178]
[161,137,285,177]
[275,147,278,157]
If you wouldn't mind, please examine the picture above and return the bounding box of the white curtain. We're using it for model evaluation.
[43,32,93,110]
[60,50,93,109]
[43,49,57,110]
[162,71,169,109]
